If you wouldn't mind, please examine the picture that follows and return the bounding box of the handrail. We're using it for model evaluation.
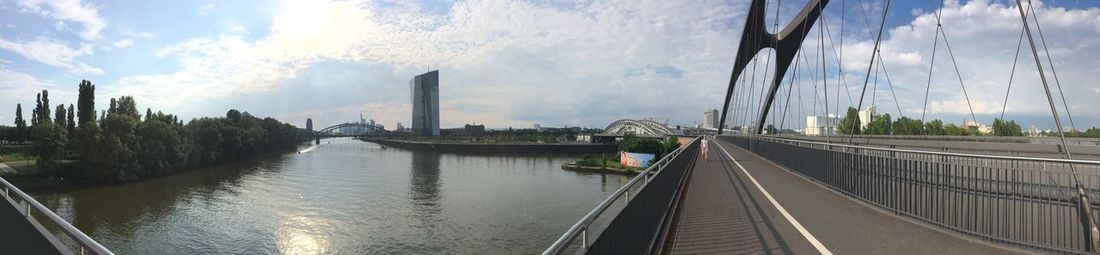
[748,135,1100,165]
[543,136,700,255]
[0,177,114,255]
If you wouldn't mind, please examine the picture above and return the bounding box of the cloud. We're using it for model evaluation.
[0,36,103,74]
[112,38,133,48]
[198,3,215,15]
[111,0,747,128]
[16,0,107,41]
[0,65,55,102]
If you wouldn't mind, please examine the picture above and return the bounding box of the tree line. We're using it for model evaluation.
[832,106,1100,137]
[5,80,309,183]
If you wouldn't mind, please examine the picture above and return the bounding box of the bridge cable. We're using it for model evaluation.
[780,47,802,133]
[937,26,980,126]
[848,0,890,144]
[920,0,945,123]
[925,0,980,126]
[820,8,856,115]
[999,13,1028,121]
[1029,4,1078,131]
[767,0,783,132]
[855,0,904,117]
[1013,1,1097,249]
[819,0,831,141]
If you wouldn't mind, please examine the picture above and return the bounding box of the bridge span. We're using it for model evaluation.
[546,135,1100,254]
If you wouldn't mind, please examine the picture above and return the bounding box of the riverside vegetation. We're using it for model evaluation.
[1,80,309,188]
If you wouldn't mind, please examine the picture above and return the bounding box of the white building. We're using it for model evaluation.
[703,109,719,129]
[805,115,839,136]
[858,105,875,130]
[964,120,992,135]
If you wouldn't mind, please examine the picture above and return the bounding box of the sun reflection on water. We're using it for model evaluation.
[277,216,331,255]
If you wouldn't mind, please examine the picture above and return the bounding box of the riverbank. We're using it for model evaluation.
[361,138,617,154]
[1,147,302,193]
[560,161,639,175]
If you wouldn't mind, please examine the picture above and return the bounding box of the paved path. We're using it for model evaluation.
[665,138,1025,254]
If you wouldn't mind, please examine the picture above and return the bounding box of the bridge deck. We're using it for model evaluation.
[665,138,1024,254]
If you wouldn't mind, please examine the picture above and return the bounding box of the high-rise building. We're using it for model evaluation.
[858,105,875,130]
[305,118,313,133]
[411,70,440,136]
[805,115,839,136]
[704,109,719,129]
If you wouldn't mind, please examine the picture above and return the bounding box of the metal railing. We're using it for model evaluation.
[722,135,1100,253]
[1,177,114,255]
[543,137,700,255]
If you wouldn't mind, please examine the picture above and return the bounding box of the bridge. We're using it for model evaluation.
[547,0,1100,254]
[314,122,390,137]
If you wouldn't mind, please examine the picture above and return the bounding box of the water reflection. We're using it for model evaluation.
[277,216,331,255]
[409,151,442,230]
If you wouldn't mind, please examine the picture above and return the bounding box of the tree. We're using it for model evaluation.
[34,90,51,125]
[893,117,924,135]
[226,109,242,123]
[66,105,75,138]
[662,136,681,158]
[865,113,892,135]
[54,104,67,132]
[992,118,1023,136]
[14,104,26,143]
[924,119,946,135]
[945,123,968,136]
[838,107,861,135]
[32,122,67,175]
[765,124,778,135]
[77,80,95,126]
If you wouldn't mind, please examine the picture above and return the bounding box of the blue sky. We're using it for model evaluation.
[1,0,1100,130]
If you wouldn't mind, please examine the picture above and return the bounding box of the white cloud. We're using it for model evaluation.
[0,36,103,74]
[112,0,747,127]
[16,0,107,41]
[112,38,133,48]
[802,0,1100,127]
[198,3,215,15]
[0,65,58,102]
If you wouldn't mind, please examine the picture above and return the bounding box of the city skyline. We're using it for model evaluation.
[2,1,1100,130]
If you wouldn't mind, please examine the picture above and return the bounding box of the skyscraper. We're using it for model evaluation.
[411,70,440,136]
[703,109,719,129]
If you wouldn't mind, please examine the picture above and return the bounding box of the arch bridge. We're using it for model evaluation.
[315,122,389,137]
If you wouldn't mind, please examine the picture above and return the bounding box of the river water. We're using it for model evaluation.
[33,138,628,254]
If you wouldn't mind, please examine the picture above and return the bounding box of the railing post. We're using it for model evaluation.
[25,202,31,217]
[581,228,588,249]
[1078,186,1100,252]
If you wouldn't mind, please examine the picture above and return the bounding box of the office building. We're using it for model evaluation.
[805,115,839,136]
[704,109,719,129]
[858,105,875,130]
[411,70,440,136]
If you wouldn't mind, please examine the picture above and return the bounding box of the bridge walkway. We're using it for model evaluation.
[664,138,1023,254]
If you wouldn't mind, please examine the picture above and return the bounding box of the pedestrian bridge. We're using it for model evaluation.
[545,135,1100,254]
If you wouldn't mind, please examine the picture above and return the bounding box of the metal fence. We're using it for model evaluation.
[544,137,700,255]
[722,135,1100,253]
[1,177,114,255]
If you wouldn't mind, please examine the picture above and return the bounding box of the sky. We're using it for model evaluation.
[1,0,1099,131]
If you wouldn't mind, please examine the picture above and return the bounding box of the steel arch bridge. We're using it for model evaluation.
[315,123,389,137]
[602,119,675,137]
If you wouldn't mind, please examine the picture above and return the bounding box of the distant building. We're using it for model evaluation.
[703,109,719,129]
[858,105,875,130]
[805,115,839,136]
[534,123,542,132]
[464,124,485,136]
[964,120,992,135]
[306,118,313,133]
[411,70,440,136]
[396,123,405,132]
[1028,125,1041,137]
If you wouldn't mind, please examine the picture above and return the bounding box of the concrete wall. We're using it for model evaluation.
[364,139,617,154]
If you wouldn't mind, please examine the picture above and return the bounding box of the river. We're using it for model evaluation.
[32,138,628,254]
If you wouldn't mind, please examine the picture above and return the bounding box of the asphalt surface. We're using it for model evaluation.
[666,138,1025,254]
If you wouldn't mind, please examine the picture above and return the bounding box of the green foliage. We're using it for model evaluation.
[14,104,26,143]
[765,124,778,135]
[924,119,946,136]
[618,133,663,155]
[33,90,51,126]
[25,82,308,183]
[838,107,861,135]
[944,123,969,136]
[864,113,892,135]
[992,118,1023,136]
[31,122,67,175]
[892,117,924,135]
[77,80,95,126]
[662,136,681,157]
